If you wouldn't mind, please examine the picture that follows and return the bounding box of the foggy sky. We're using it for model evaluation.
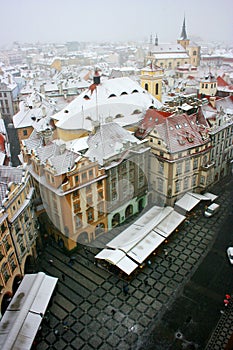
[1,0,232,47]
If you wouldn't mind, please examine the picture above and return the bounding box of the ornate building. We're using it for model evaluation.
[146,17,200,70]
[0,165,39,317]
[135,109,214,206]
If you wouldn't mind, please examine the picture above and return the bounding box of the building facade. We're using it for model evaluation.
[0,165,39,317]
[135,110,214,206]
[146,18,200,70]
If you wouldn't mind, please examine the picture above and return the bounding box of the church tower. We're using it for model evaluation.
[140,63,164,102]
[177,16,190,49]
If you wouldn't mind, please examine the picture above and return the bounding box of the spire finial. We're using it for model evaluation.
[180,15,188,40]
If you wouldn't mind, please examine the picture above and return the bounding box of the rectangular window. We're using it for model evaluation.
[89,169,93,177]
[23,129,28,136]
[82,172,87,180]
[112,180,116,190]
[158,178,163,192]
[1,223,7,234]
[185,160,190,172]
[74,202,80,211]
[176,162,182,175]
[184,177,189,190]
[87,210,93,222]
[73,190,79,197]
[75,175,79,183]
[192,175,197,187]
[76,214,82,229]
[200,176,205,185]
[175,181,180,193]
[159,161,164,174]
[193,158,198,170]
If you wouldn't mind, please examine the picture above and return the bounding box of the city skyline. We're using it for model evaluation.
[1,0,232,47]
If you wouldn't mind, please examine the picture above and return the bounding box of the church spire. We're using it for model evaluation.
[180,16,188,40]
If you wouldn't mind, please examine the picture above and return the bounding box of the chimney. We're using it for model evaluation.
[209,96,216,108]
[93,69,101,85]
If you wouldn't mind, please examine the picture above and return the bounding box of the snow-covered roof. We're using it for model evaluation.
[152,53,190,59]
[151,44,187,53]
[85,122,142,165]
[54,77,162,131]
[13,92,57,129]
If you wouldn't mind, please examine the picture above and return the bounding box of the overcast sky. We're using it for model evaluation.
[0,0,232,47]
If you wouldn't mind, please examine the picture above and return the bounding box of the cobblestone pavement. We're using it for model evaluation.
[35,175,233,350]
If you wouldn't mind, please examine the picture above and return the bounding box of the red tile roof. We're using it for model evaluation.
[155,113,209,153]
[217,76,228,87]
[135,109,171,139]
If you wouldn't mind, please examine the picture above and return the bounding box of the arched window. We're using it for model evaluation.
[145,83,148,91]
[155,83,159,95]
[193,50,197,56]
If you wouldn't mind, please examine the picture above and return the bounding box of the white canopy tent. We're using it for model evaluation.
[174,193,200,213]
[107,206,173,252]
[95,248,125,265]
[127,230,165,264]
[203,192,218,202]
[174,192,218,214]
[0,272,58,350]
[154,210,186,238]
[96,205,186,275]
[188,192,217,202]
[115,256,138,275]
[95,249,138,275]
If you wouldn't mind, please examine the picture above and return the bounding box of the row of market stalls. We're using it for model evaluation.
[95,192,218,275]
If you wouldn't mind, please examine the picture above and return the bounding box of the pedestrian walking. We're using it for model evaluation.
[123,283,129,296]
[68,259,73,267]
[48,259,54,265]
[61,273,65,281]
[54,329,59,338]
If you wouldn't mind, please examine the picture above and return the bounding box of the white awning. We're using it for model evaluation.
[95,205,187,275]
[203,192,218,202]
[107,206,173,252]
[155,210,186,238]
[174,193,200,212]
[116,256,138,275]
[95,249,125,265]
[127,230,165,264]
[0,272,58,350]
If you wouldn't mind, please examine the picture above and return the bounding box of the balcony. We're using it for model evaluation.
[201,161,215,171]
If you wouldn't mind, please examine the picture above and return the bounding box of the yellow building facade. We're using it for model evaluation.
[140,65,164,102]
[0,166,39,317]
